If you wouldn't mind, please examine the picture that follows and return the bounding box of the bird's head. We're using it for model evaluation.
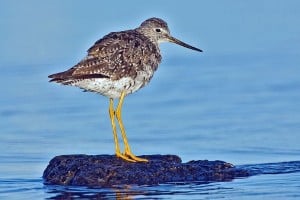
[136,17,202,52]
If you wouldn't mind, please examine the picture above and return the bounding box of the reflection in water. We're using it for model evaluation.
[45,185,148,200]
[45,183,210,200]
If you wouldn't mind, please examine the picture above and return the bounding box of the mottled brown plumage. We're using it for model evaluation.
[48,18,202,162]
[50,30,160,82]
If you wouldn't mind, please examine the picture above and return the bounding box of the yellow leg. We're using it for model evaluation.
[109,99,121,156]
[115,92,148,162]
[109,98,135,162]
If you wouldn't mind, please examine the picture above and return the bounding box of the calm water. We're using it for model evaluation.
[1,54,300,199]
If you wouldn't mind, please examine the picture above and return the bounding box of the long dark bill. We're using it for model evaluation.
[168,36,203,52]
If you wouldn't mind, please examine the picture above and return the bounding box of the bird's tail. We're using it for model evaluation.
[48,68,76,84]
[48,68,109,85]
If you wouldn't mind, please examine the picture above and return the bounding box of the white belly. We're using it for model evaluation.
[72,71,154,99]
[71,65,155,98]
[72,77,140,98]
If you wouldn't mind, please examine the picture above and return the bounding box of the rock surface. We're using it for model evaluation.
[43,154,249,187]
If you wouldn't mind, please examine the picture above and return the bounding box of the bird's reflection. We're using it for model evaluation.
[44,179,239,199]
[45,185,145,200]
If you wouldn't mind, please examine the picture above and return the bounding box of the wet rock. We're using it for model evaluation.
[43,154,249,187]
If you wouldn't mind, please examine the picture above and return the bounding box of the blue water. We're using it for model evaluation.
[1,54,300,199]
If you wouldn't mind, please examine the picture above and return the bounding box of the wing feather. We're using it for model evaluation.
[72,30,161,80]
[49,30,161,84]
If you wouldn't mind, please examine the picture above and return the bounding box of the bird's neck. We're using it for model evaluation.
[135,28,159,46]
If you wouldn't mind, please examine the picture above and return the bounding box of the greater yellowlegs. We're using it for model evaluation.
[48,18,202,162]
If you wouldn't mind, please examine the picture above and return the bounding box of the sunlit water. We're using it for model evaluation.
[1,54,300,199]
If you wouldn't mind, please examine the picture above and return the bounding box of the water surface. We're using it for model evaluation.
[1,55,300,199]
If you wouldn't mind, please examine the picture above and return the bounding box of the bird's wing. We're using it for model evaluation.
[71,30,160,80]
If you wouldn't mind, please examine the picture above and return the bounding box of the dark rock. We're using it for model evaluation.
[43,154,249,187]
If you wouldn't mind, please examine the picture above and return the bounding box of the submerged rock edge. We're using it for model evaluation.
[43,154,250,187]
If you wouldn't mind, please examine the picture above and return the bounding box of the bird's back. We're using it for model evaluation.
[49,29,162,98]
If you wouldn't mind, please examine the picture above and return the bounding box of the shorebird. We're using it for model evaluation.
[49,18,202,162]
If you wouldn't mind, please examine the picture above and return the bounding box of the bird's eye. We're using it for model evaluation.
[155,28,161,33]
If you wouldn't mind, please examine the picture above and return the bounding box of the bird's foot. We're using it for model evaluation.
[125,152,148,162]
[116,152,136,162]
[116,151,148,162]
